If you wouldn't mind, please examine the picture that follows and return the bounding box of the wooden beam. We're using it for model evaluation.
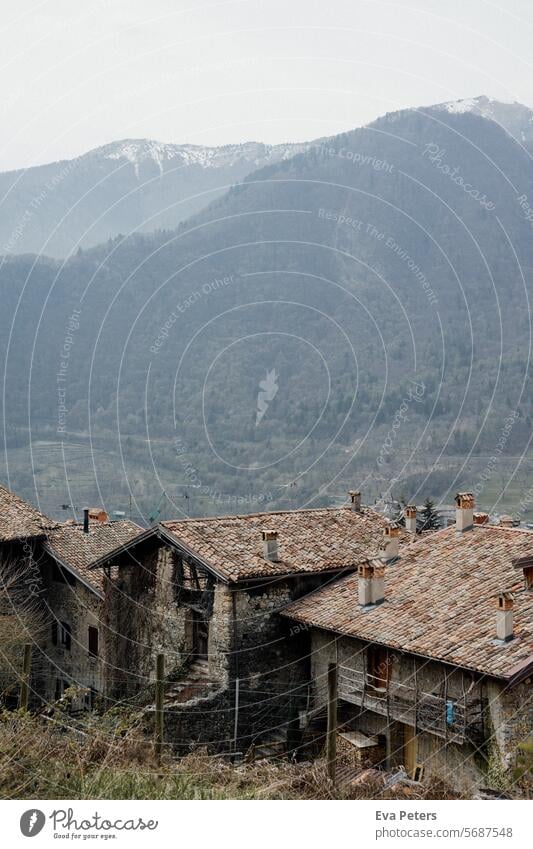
[154,653,165,764]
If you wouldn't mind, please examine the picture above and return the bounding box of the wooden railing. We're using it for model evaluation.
[338,665,481,744]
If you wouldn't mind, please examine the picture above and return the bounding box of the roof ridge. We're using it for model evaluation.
[162,505,382,524]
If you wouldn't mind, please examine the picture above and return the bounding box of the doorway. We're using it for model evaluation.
[402,724,418,777]
[367,645,390,692]
[191,610,209,659]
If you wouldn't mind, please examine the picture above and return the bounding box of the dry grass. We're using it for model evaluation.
[0,710,464,800]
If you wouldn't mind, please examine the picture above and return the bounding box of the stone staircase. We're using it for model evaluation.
[165,658,219,706]
[250,727,288,761]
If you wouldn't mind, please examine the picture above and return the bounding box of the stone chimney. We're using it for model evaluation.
[455,492,475,532]
[378,523,400,561]
[262,530,279,561]
[405,505,417,535]
[358,560,385,607]
[349,490,361,513]
[83,508,90,534]
[88,507,109,523]
[499,515,515,528]
[473,511,489,525]
[495,591,514,642]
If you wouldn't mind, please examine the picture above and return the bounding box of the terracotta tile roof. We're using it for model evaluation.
[0,483,57,542]
[44,520,142,596]
[282,525,533,679]
[161,506,402,582]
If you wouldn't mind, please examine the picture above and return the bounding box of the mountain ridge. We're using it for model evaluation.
[2,95,533,520]
[3,94,533,257]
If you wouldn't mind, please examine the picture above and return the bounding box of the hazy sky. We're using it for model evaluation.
[1,0,533,170]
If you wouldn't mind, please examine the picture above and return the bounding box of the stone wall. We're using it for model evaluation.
[230,579,311,748]
[102,542,324,749]
[103,544,194,700]
[37,552,104,706]
[158,688,235,756]
[0,542,104,708]
[487,679,533,778]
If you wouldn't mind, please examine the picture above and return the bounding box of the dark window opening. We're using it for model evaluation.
[60,621,71,651]
[54,678,67,701]
[88,626,99,658]
[367,645,390,691]
[51,620,58,646]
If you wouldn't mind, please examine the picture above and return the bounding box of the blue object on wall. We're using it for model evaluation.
[446,700,455,725]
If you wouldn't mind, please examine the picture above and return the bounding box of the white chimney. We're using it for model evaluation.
[358,560,385,607]
[378,523,400,561]
[495,591,514,642]
[455,492,474,532]
[262,530,279,561]
[349,490,361,513]
[405,505,417,535]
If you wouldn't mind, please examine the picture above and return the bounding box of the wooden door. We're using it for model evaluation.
[403,724,418,777]
[367,645,390,691]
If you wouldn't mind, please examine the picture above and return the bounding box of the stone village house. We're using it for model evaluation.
[0,483,140,708]
[282,494,533,793]
[2,481,532,793]
[90,492,400,752]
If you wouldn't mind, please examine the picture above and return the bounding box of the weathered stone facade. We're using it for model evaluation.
[104,544,219,699]
[37,550,104,705]
[307,628,533,793]
[103,542,325,750]
[0,539,105,709]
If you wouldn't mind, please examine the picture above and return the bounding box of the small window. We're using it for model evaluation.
[51,620,58,646]
[88,626,99,658]
[60,621,71,651]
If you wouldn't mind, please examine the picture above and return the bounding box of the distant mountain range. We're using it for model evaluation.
[2,95,533,520]
[0,138,311,256]
[3,95,533,258]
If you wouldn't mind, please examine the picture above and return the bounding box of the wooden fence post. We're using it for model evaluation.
[327,663,338,784]
[154,653,165,764]
[19,643,32,711]
[232,677,240,759]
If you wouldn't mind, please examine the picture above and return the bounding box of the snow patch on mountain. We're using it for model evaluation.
[435,95,520,119]
[96,139,310,178]
[431,95,533,146]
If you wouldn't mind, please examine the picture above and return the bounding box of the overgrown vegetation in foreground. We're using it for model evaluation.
[0,710,464,800]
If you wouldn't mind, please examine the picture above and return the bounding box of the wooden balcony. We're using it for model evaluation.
[338,665,483,744]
